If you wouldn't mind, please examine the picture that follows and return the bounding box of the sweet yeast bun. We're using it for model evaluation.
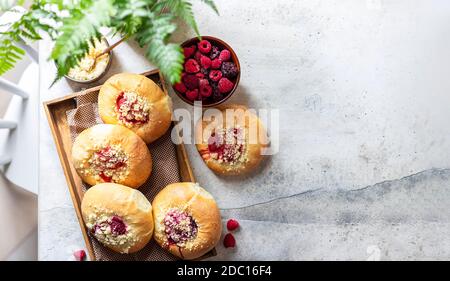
[195,104,269,175]
[71,124,152,188]
[152,182,222,260]
[81,183,154,254]
[98,73,172,144]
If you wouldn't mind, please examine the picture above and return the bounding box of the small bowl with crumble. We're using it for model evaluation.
[172,36,241,107]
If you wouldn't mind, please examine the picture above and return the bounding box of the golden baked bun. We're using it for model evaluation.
[195,104,269,175]
[71,124,152,188]
[152,182,222,260]
[98,73,172,144]
[81,183,154,254]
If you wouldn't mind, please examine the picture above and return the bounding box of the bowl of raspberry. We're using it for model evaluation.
[172,36,241,107]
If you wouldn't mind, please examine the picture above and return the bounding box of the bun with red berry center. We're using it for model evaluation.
[72,124,152,188]
[152,182,222,260]
[98,73,172,144]
[195,104,269,175]
[81,183,154,254]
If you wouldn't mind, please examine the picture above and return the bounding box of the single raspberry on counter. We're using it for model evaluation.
[200,55,212,69]
[218,78,234,93]
[199,79,212,97]
[198,40,212,54]
[227,219,240,231]
[210,45,221,59]
[211,58,222,69]
[73,250,86,261]
[221,62,239,78]
[209,70,223,82]
[173,82,187,93]
[183,45,196,58]
[186,89,199,101]
[223,233,236,248]
[185,59,200,73]
[219,49,231,62]
[182,74,199,90]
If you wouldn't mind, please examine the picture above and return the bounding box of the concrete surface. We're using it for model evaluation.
[39,0,450,260]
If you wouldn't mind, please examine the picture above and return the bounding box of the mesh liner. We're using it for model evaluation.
[66,89,181,261]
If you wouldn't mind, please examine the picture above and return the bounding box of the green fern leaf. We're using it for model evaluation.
[136,13,183,84]
[156,0,200,36]
[50,0,116,82]
[0,38,25,75]
[200,0,219,15]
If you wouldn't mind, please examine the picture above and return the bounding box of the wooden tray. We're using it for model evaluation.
[43,69,214,260]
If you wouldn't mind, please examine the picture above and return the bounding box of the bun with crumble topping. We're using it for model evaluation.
[195,104,269,175]
[81,183,154,254]
[152,182,222,260]
[71,124,152,188]
[98,73,173,144]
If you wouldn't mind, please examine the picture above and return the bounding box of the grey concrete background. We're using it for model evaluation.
[39,0,450,260]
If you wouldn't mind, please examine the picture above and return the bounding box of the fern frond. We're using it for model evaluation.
[200,0,219,15]
[155,0,199,36]
[136,13,183,84]
[112,0,155,36]
[50,0,116,83]
[0,38,25,75]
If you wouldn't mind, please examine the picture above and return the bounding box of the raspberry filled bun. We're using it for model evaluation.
[195,104,269,175]
[98,73,172,144]
[152,182,222,260]
[71,124,152,188]
[81,183,154,254]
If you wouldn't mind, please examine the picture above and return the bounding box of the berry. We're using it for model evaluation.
[194,50,203,62]
[209,70,223,82]
[73,250,86,261]
[211,58,222,69]
[186,89,199,101]
[196,72,205,79]
[212,83,223,102]
[223,233,236,248]
[198,40,212,54]
[227,219,240,231]
[173,82,187,93]
[185,59,200,73]
[210,46,220,59]
[200,55,212,69]
[199,79,212,97]
[221,62,239,78]
[219,49,231,62]
[182,74,199,90]
[183,45,196,58]
[218,78,234,93]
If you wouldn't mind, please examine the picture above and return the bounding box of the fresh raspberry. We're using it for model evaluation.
[219,49,231,62]
[211,58,222,69]
[182,74,199,90]
[223,233,236,248]
[211,83,222,102]
[196,72,205,79]
[209,70,223,82]
[221,62,239,78]
[200,55,212,69]
[218,78,234,93]
[194,50,203,62]
[185,89,199,101]
[199,79,212,97]
[173,82,187,93]
[183,45,196,58]
[210,46,220,59]
[227,219,240,231]
[73,250,86,261]
[198,40,212,54]
[185,59,200,73]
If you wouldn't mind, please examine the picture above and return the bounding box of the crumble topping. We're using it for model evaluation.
[79,145,128,183]
[207,127,246,164]
[86,213,136,252]
[116,91,150,126]
[163,208,198,247]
